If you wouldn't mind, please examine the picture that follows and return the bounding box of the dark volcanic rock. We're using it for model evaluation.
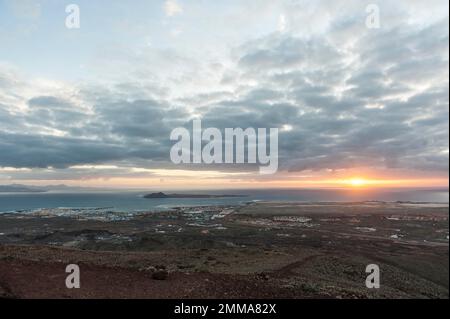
[152,270,169,280]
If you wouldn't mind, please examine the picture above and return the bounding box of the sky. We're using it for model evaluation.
[0,0,449,189]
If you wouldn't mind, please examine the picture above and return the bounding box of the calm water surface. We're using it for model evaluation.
[0,188,448,213]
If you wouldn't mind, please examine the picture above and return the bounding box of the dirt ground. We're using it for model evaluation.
[0,202,448,299]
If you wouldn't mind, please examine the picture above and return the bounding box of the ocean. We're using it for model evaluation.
[0,188,448,213]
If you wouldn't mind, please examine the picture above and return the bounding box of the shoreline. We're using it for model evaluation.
[1,199,448,215]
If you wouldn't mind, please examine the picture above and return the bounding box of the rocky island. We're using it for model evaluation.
[143,192,246,199]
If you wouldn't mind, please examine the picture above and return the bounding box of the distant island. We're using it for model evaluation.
[143,192,246,199]
[0,185,47,193]
[0,184,122,193]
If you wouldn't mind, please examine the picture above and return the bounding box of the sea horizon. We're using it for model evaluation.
[1,187,448,214]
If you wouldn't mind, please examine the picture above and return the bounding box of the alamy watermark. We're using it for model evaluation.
[65,264,81,289]
[170,120,279,174]
[65,4,80,29]
[365,264,380,289]
[365,4,381,29]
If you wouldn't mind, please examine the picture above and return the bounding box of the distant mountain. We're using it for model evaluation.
[0,184,47,193]
[0,184,108,193]
[144,192,246,199]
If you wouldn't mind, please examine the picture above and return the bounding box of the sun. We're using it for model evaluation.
[348,178,368,187]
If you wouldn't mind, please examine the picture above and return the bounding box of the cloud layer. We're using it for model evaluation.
[0,0,448,184]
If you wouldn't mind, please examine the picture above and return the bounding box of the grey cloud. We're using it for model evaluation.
[238,36,344,72]
[0,7,448,178]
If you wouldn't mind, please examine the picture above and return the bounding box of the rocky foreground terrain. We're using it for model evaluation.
[0,202,448,299]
